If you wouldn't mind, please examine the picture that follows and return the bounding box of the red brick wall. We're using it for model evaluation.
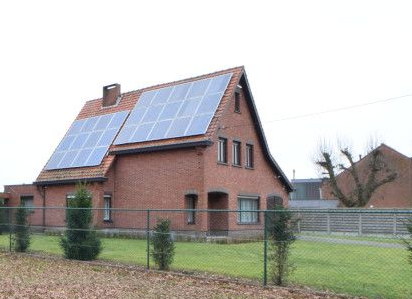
[4,81,291,232]
[203,86,289,231]
[322,145,412,208]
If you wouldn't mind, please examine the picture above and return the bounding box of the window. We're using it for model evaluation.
[246,144,254,168]
[20,196,34,213]
[104,195,111,221]
[66,194,75,207]
[238,197,259,223]
[233,141,241,166]
[234,91,241,113]
[217,137,227,163]
[186,195,197,224]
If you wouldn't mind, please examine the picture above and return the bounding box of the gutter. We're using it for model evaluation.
[110,140,213,155]
[33,177,107,186]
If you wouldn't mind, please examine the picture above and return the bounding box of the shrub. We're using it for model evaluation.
[60,183,102,260]
[267,206,296,286]
[0,198,8,234]
[405,218,412,265]
[14,204,30,252]
[151,218,175,270]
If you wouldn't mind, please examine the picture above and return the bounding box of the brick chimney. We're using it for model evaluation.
[102,83,121,107]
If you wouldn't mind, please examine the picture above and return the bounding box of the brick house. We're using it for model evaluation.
[322,144,412,208]
[3,66,292,234]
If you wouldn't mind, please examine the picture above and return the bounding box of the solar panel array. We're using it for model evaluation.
[45,111,129,170]
[114,73,233,145]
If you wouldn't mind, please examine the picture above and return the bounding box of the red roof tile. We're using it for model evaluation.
[35,66,244,184]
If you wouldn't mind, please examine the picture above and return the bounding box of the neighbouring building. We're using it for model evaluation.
[2,66,292,235]
[322,144,412,208]
[289,179,338,208]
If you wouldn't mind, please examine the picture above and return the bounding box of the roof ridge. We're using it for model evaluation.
[85,66,244,104]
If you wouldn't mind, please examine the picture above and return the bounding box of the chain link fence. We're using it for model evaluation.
[0,206,411,299]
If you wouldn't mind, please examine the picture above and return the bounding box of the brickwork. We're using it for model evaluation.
[322,144,412,208]
[3,69,291,232]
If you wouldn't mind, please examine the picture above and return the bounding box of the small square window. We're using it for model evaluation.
[20,196,34,213]
[217,137,227,163]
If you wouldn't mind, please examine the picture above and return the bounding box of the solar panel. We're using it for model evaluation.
[45,111,129,170]
[114,72,232,145]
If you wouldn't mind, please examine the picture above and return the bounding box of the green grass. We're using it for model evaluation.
[298,232,406,245]
[0,233,411,299]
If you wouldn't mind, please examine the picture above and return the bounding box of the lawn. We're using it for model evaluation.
[0,233,411,299]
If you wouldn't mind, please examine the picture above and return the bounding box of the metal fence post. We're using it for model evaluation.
[358,210,362,236]
[263,210,268,286]
[8,208,12,252]
[393,210,397,236]
[327,210,331,234]
[146,209,151,269]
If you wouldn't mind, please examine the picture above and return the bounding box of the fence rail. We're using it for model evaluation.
[0,207,411,299]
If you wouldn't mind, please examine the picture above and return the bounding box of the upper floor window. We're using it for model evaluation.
[246,144,254,168]
[234,91,241,113]
[20,196,34,213]
[217,137,227,163]
[104,194,112,221]
[233,141,241,166]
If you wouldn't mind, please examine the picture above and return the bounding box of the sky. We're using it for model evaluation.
[1,0,411,189]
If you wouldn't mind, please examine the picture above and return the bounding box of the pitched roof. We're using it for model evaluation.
[35,66,292,191]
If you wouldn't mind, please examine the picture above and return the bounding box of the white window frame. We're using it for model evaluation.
[237,196,259,224]
[246,144,254,168]
[233,141,241,166]
[104,195,111,221]
[217,137,227,163]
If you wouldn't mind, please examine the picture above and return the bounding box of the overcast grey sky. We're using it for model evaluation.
[1,0,411,189]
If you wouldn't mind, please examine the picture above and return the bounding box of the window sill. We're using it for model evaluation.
[245,166,254,170]
[103,220,113,223]
[234,110,241,114]
[217,161,228,166]
[237,222,260,225]
[232,164,242,168]
[187,222,196,225]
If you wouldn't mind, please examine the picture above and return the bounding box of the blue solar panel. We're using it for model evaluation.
[114,72,232,145]
[45,110,129,170]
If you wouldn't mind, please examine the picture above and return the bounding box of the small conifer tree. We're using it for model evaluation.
[0,198,8,234]
[14,204,31,252]
[405,218,412,266]
[151,218,175,270]
[60,183,101,260]
[267,206,296,286]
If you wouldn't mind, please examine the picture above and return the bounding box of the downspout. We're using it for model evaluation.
[37,185,47,232]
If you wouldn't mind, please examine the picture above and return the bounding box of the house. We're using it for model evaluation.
[289,178,338,208]
[2,66,292,235]
[322,144,412,208]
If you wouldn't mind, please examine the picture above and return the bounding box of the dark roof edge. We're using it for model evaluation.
[239,71,293,192]
[33,177,107,186]
[110,140,213,155]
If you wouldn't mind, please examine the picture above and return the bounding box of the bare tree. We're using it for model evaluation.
[315,139,397,207]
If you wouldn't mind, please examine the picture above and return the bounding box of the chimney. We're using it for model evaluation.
[293,169,296,180]
[102,83,121,107]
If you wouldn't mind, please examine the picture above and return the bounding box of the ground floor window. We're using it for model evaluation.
[186,195,197,224]
[237,197,259,223]
[20,196,34,213]
[104,195,111,221]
